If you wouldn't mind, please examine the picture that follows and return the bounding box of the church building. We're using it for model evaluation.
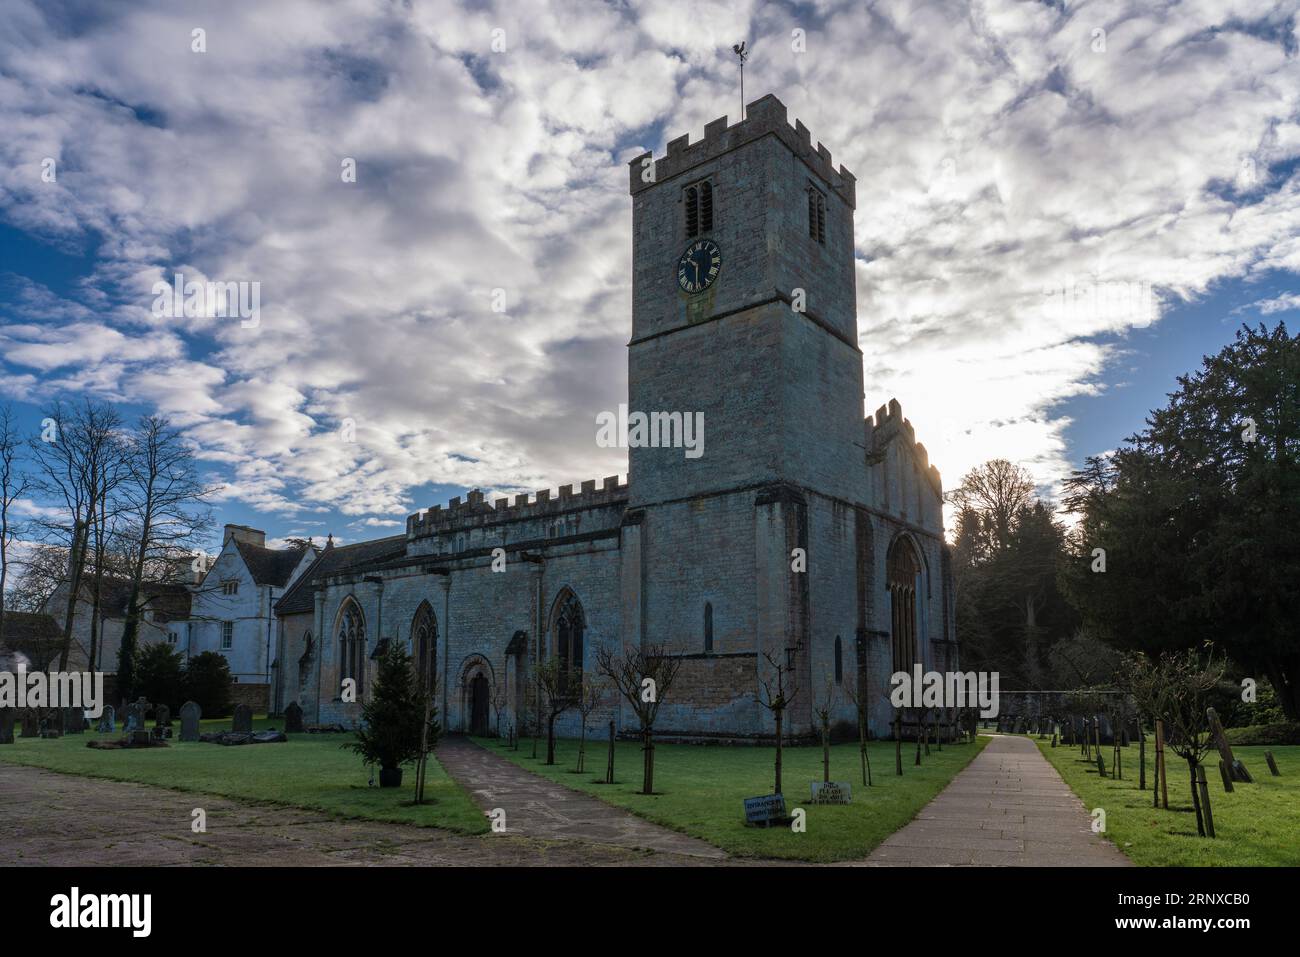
[275,94,955,741]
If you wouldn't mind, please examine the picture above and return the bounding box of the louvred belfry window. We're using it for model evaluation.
[685,185,699,237]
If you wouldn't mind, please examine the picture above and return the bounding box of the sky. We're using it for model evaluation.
[2,0,1299,551]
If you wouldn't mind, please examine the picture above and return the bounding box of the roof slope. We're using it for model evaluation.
[275,536,406,615]
[234,541,312,588]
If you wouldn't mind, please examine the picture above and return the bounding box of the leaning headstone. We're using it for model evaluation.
[1206,707,1251,782]
[0,708,14,744]
[1265,751,1281,776]
[232,703,253,734]
[96,705,116,733]
[284,701,304,734]
[179,701,201,741]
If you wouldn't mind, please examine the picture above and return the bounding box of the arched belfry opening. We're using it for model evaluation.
[887,536,922,673]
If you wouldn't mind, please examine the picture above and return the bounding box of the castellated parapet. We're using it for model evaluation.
[865,397,943,497]
[628,94,856,209]
[406,475,629,541]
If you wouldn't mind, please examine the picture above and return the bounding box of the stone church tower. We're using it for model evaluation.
[283,94,953,743]
[624,94,954,738]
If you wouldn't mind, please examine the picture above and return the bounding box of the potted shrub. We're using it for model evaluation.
[347,640,439,788]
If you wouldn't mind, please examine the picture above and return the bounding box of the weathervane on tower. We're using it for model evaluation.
[732,41,748,118]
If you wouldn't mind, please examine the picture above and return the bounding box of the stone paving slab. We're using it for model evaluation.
[434,736,726,859]
[863,735,1132,868]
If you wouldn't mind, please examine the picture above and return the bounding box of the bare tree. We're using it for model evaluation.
[595,641,682,795]
[489,674,508,742]
[1155,646,1227,838]
[29,400,126,670]
[812,679,836,784]
[574,673,606,773]
[535,657,574,765]
[5,543,68,614]
[755,645,801,795]
[116,415,215,698]
[842,672,873,786]
[0,403,31,644]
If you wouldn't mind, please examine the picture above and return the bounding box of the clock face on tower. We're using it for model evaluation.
[676,239,721,295]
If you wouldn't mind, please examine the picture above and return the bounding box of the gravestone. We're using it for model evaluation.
[97,705,116,733]
[284,701,304,734]
[232,703,253,734]
[179,701,201,742]
[64,707,85,734]
[1206,707,1251,782]
[155,704,171,728]
[0,708,14,744]
[125,701,145,732]
[20,710,39,737]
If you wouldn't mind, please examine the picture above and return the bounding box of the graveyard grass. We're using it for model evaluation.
[0,716,489,835]
[471,732,990,862]
[1037,740,1300,866]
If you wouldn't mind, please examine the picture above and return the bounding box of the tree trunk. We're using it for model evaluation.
[1188,756,1206,837]
[774,708,784,794]
[57,519,88,671]
[577,722,586,773]
[821,718,830,783]
[894,716,902,775]
[606,720,615,783]
[546,713,557,765]
[641,726,654,795]
[857,708,870,786]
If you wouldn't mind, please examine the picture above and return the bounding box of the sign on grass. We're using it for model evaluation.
[810,781,852,804]
[743,794,787,825]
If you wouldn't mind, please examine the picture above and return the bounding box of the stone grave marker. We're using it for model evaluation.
[1206,707,1251,782]
[1265,751,1281,776]
[155,704,171,727]
[232,703,253,733]
[125,699,147,732]
[179,701,201,742]
[284,701,304,733]
[20,710,38,737]
[64,706,85,734]
[0,707,14,744]
[97,705,116,733]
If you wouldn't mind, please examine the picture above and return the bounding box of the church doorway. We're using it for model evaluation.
[469,673,490,736]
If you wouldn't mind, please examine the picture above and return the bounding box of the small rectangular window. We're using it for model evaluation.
[222,580,239,596]
[221,621,233,649]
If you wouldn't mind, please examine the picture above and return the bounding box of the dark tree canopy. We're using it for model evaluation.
[1062,322,1299,718]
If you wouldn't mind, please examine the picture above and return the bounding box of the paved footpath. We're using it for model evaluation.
[434,736,726,859]
[864,734,1132,867]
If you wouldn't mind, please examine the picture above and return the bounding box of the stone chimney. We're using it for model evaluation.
[223,524,266,548]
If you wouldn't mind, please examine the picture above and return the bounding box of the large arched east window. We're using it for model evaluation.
[337,599,366,697]
[551,590,585,698]
[887,537,922,673]
[411,601,438,692]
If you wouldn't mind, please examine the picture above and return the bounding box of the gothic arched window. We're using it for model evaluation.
[808,186,826,244]
[704,602,714,653]
[412,601,438,692]
[551,590,585,698]
[337,599,366,697]
[887,537,922,673]
[685,180,713,238]
[298,632,313,691]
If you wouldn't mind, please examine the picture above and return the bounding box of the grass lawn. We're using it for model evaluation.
[0,716,488,835]
[1037,738,1300,866]
[472,732,989,862]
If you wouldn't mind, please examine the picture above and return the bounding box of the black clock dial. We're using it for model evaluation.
[677,239,721,295]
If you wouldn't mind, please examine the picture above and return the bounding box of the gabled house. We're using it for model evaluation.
[185,525,317,709]
[40,575,194,673]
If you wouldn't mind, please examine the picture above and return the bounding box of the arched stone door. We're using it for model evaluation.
[469,674,490,735]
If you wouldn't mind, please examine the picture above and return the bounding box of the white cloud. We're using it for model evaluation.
[1,0,1298,529]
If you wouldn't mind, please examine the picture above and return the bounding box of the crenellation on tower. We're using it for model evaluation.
[627,93,856,209]
[406,475,631,539]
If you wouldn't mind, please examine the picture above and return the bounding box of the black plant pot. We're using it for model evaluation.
[379,767,403,788]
